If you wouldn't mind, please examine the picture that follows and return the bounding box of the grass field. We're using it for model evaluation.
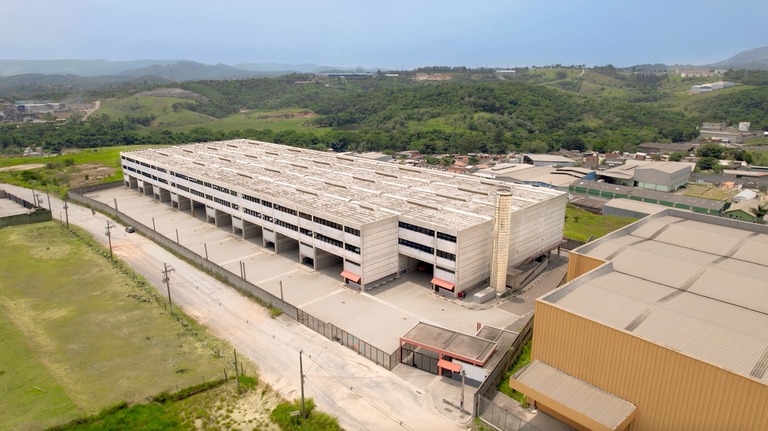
[563,205,637,242]
[0,222,228,430]
[167,109,330,134]
[682,183,739,201]
[0,145,166,197]
[98,96,215,127]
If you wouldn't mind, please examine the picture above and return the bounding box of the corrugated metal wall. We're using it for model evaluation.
[566,253,606,282]
[532,302,768,431]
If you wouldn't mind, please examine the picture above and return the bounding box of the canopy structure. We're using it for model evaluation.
[511,360,636,431]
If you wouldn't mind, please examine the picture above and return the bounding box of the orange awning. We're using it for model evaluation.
[340,270,361,283]
[431,277,455,291]
[438,359,462,373]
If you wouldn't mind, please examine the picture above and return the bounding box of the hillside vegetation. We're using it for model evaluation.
[1,67,766,157]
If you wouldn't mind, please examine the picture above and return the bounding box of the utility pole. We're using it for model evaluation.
[104,221,116,261]
[62,198,69,228]
[460,369,466,412]
[46,188,51,212]
[280,281,284,307]
[300,350,306,419]
[162,263,175,314]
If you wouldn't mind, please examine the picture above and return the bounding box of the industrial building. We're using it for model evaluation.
[512,209,768,430]
[521,154,577,167]
[120,140,566,296]
[569,180,725,215]
[475,164,594,192]
[597,160,694,192]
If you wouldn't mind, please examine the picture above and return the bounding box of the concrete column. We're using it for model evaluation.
[490,189,513,294]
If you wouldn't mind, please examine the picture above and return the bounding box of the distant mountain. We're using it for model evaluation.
[233,62,375,74]
[117,61,263,81]
[234,62,333,73]
[710,45,768,70]
[0,59,179,77]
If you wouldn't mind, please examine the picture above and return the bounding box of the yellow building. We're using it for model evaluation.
[511,209,768,431]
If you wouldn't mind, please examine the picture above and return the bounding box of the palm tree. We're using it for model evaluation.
[749,203,768,223]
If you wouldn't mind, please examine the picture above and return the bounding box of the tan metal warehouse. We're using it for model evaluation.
[512,209,768,431]
[120,140,567,296]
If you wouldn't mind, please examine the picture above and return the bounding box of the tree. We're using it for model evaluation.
[696,143,726,159]
[750,203,768,223]
[669,152,684,162]
[696,157,722,172]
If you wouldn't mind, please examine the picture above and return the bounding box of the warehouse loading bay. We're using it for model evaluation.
[87,186,567,374]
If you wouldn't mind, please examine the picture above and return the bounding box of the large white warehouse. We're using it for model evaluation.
[120,140,566,296]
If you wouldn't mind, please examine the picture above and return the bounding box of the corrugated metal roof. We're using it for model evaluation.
[546,210,768,384]
[513,360,636,430]
[571,180,725,211]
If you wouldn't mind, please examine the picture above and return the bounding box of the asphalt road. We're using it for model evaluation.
[3,184,461,431]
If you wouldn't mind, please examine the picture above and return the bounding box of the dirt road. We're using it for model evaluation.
[3,184,462,431]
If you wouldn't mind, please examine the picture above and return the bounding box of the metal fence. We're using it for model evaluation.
[297,309,398,369]
[400,343,439,374]
[477,395,542,431]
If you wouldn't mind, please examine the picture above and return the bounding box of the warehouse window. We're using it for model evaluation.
[437,232,457,242]
[345,243,361,254]
[436,250,456,261]
[398,238,434,254]
[399,221,435,237]
[314,233,343,248]
[314,216,343,231]
[243,194,260,204]
[344,226,360,236]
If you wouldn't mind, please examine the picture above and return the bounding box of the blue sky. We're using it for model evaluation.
[2,0,766,68]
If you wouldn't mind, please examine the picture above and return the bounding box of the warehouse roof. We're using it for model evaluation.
[570,180,725,211]
[523,154,576,163]
[513,360,636,431]
[124,140,564,230]
[543,209,768,384]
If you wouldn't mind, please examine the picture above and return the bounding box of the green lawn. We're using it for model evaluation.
[682,183,739,201]
[563,205,637,242]
[0,222,225,430]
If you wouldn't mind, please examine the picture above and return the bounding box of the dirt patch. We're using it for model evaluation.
[255,111,317,120]
[0,164,46,172]
[67,164,117,188]
[134,88,205,101]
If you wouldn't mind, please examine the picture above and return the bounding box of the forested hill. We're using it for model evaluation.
[172,75,698,153]
[3,68,767,156]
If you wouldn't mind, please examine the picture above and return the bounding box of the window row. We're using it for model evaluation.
[399,221,435,237]
[344,226,360,236]
[275,219,298,232]
[314,232,343,248]
[398,238,434,254]
[274,204,297,216]
[436,250,456,261]
[314,216,343,231]
[437,232,457,242]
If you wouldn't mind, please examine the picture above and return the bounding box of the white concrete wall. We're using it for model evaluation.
[455,220,493,291]
[360,216,398,286]
[507,193,566,267]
